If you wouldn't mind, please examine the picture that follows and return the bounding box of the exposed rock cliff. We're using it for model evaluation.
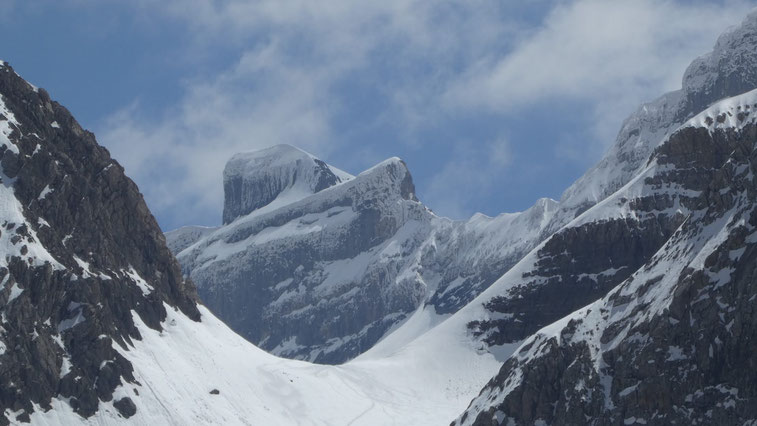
[0,61,199,423]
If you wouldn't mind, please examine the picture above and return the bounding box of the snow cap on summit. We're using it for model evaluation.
[222,144,352,224]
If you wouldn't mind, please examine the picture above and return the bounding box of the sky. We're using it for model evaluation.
[1,0,755,231]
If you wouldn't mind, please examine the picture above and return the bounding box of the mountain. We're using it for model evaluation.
[166,10,757,367]
[168,11,757,367]
[168,148,558,363]
[455,83,757,426]
[451,12,757,425]
[0,61,506,426]
[0,60,199,423]
[554,9,757,225]
[461,7,757,354]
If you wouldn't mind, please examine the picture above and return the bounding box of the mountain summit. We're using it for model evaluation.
[168,146,557,363]
[222,144,352,224]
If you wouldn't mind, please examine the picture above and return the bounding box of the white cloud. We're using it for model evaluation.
[445,0,755,147]
[422,138,512,219]
[98,0,523,227]
[94,0,756,227]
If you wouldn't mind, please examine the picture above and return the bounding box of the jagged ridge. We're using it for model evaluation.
[456,87,757,426]
[0,62,199,423]
[169,150,558,363]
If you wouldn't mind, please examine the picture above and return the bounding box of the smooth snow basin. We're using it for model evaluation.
[30,304,504,425]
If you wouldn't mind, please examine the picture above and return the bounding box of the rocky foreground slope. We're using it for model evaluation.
[0,61,199,423]
[456,83,757,426]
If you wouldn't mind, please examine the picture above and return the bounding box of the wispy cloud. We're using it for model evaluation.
[423,138,512,219]
[92,0,755,227]
[98,0,524,227]
[444,0,754,150]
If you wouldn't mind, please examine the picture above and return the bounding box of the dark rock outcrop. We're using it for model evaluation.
[0,62,199,424]
[455,91,757,426]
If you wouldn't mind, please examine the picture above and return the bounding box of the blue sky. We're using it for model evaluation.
[1,0,754,231]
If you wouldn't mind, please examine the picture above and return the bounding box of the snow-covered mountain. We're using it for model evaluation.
[166,12,757,367]
[168,148,558,363]
[551,10,757,228]
[0,61,505,426]
[455,83,757,426]
[449,11,757,425]
[4,8,757,426]
[454,7,757,355]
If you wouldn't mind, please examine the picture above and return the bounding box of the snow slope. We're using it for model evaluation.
[29,303,504,426]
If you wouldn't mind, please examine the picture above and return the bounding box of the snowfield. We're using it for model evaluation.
[30,304,507,426]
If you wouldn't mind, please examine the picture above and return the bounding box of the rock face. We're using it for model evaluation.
[170,152,559,363]
[454,62,757,426]
[0,61,199,424]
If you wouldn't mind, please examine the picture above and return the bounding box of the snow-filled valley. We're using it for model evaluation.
[29,304,509,426]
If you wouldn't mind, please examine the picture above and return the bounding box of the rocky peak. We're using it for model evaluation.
[557,11,757,222]
[350,157,419,204]
[456,92,757,425]
[682,10,757,112]
[0,62,199,423]
[222,144,352,224]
